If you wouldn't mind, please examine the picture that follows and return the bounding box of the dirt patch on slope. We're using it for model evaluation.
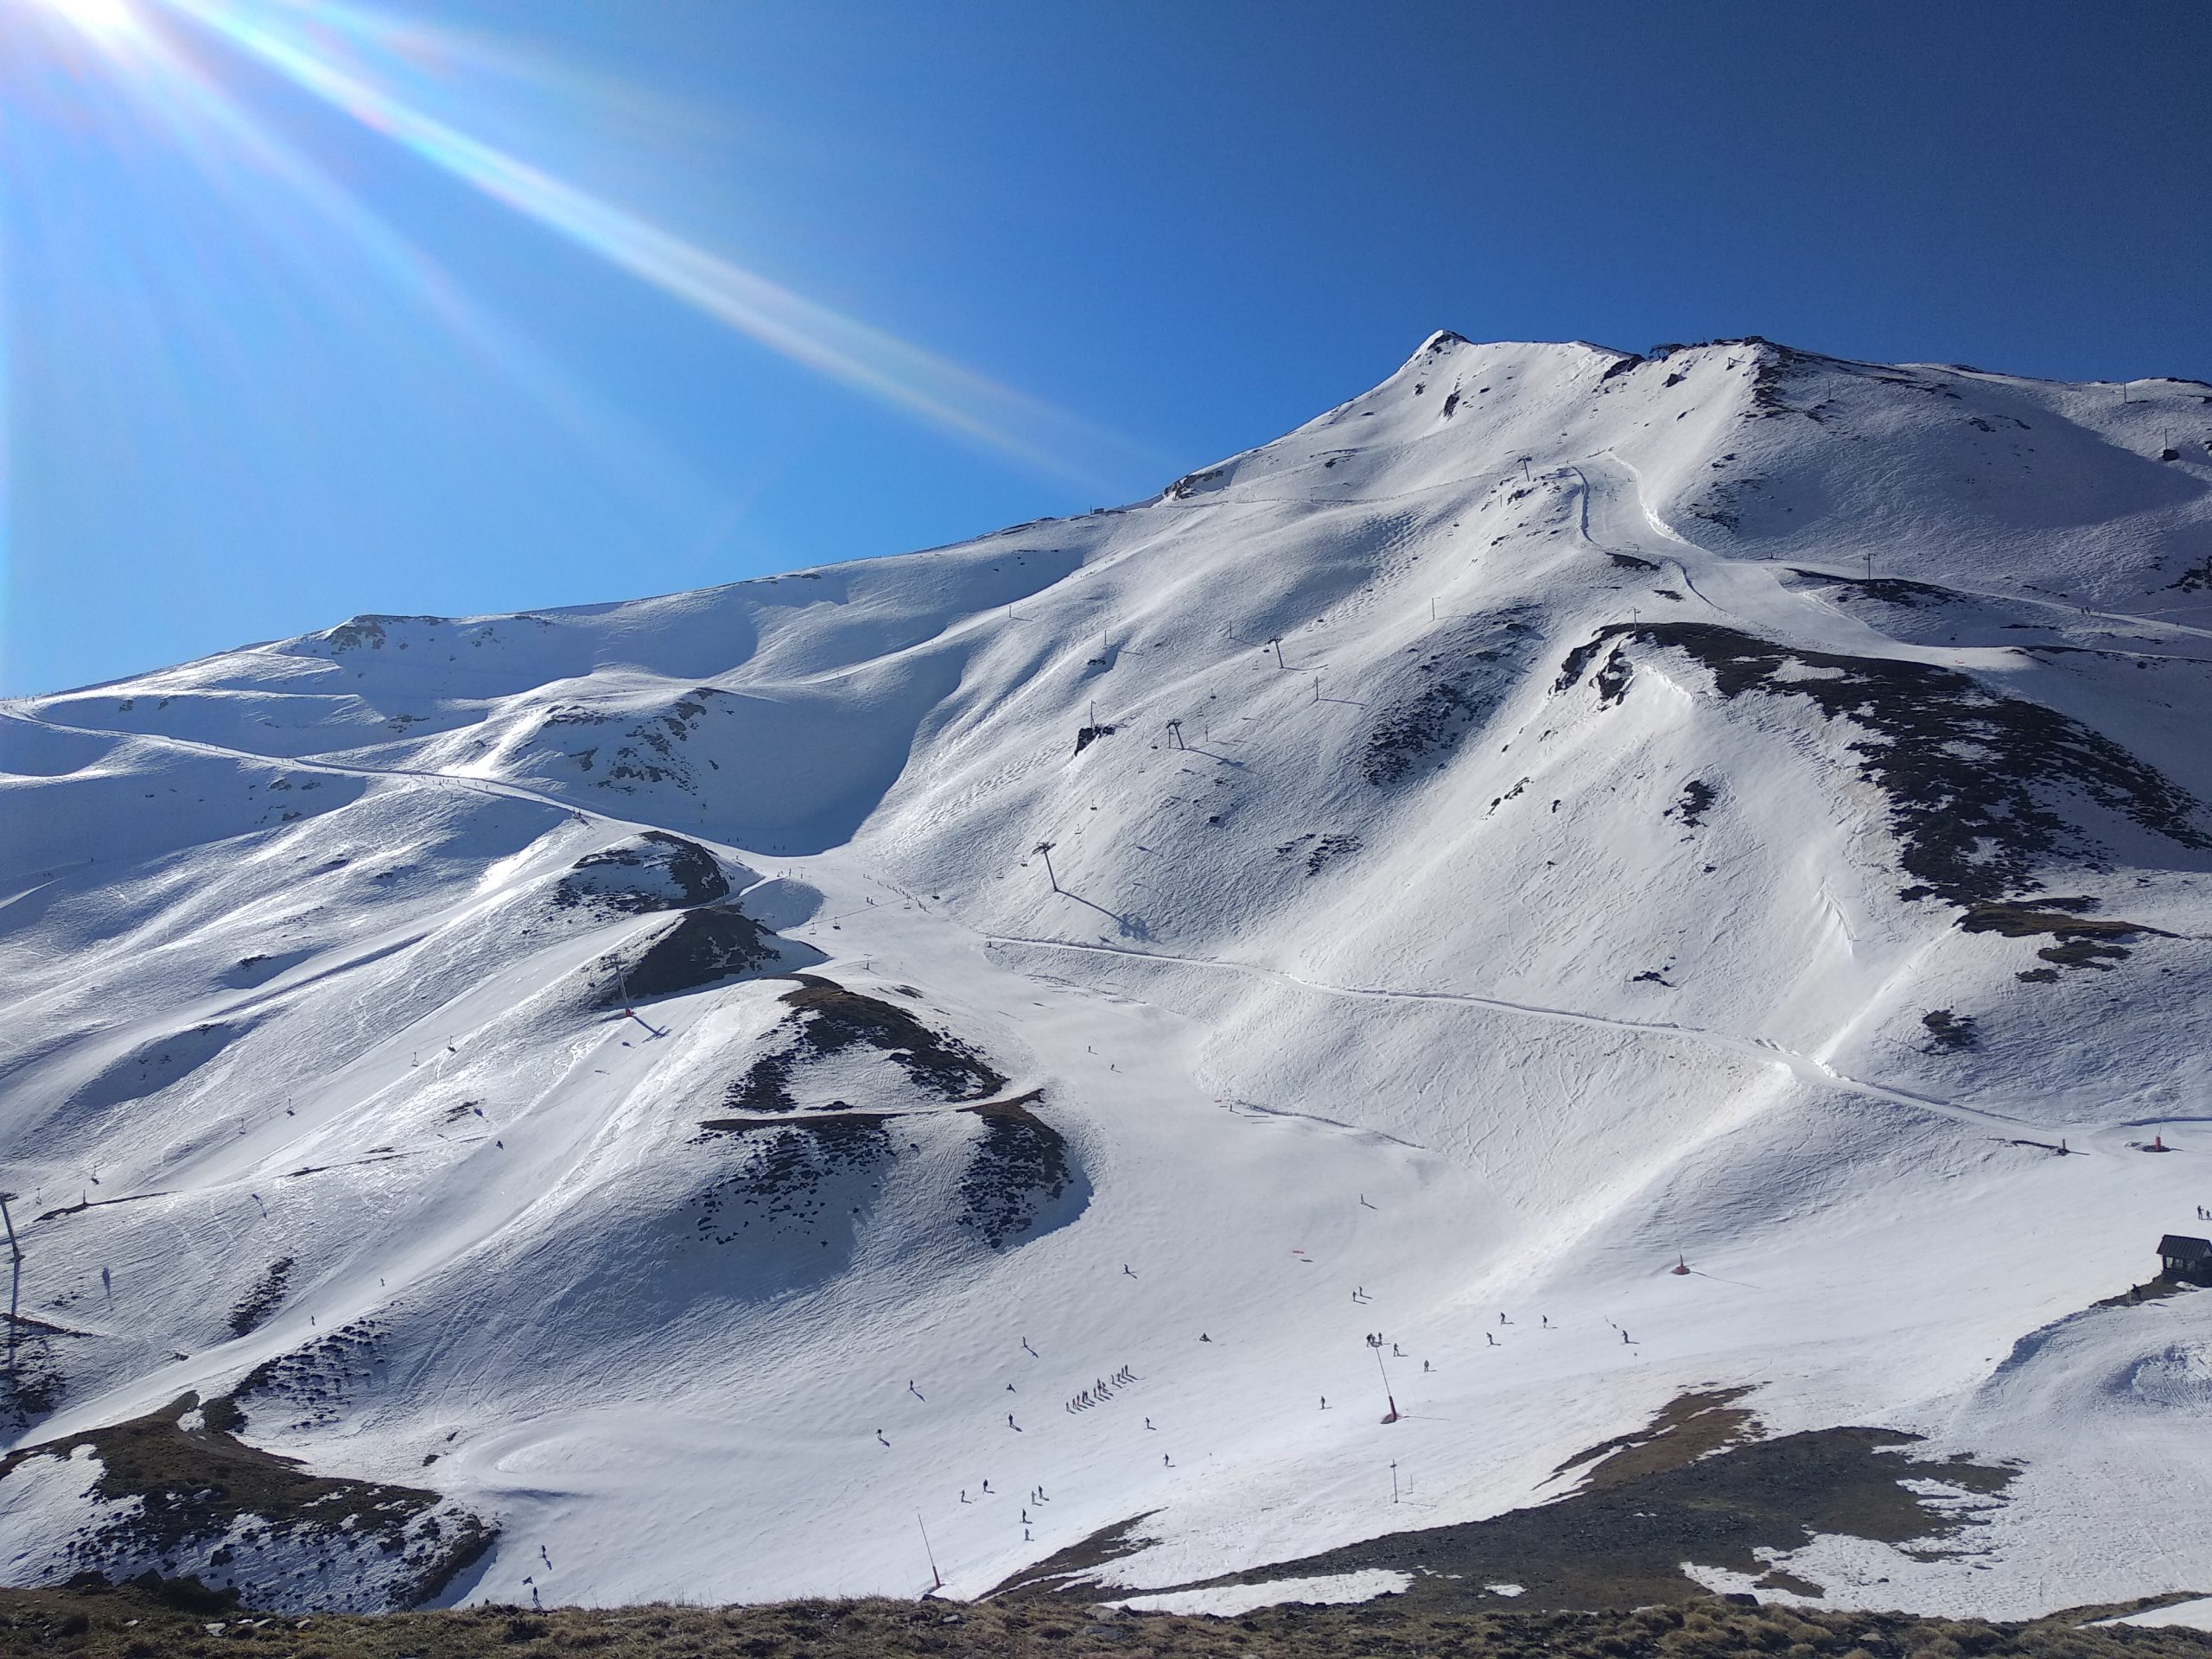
[1956,899,2175,976]
[999,1391,2017,1611]
[0,1393,492,1611]
[1542,1385,1761,1493]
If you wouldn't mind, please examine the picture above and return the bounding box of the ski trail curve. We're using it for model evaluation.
[982,931,2044,1140]
[7,709,2044,1142]
[0,707,641,836]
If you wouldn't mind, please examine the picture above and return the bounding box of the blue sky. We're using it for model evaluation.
[3,0,2209,696]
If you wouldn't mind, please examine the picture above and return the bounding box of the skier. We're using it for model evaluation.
[1320,1395,1328,1409]
[1621,1328,1630,1344]
[1392,1344,1402,1357]
[1485,1332,1496,1346]
[1422,1359,1430,1373]
[1144,1416,1154,1430]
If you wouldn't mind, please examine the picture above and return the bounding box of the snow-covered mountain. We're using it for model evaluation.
[3,334,2211,1618]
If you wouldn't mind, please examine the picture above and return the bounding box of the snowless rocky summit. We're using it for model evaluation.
[3,336,2211,1617]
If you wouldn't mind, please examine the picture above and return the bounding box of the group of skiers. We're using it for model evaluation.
[1065,1363,1137,1413]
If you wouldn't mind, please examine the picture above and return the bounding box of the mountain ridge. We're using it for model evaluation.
[1,334,2209,1618]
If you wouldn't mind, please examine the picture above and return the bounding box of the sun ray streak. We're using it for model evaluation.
[87,11,715,522]
[149,0,1133,486]
[0,238,17,691]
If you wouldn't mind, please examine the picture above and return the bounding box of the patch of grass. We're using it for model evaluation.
[1544,1385,1761,1493]
[1956,901,2174,977]
[3,1586,2211,1659]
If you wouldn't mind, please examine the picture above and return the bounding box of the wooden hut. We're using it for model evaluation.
[2157,1234,2212,1285]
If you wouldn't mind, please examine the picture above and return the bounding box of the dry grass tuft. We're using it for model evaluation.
[3,1586,2211,1659]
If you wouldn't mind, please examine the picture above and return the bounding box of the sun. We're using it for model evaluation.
[25,0,138,41]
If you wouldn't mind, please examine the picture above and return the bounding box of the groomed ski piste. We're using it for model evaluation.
[2,334,2210,1619]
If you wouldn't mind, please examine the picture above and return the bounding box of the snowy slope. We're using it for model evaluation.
[3,335,2210,1615]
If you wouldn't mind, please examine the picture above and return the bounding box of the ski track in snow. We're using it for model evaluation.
[981,932,2037,1141]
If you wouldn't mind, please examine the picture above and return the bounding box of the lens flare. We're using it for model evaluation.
[145,0,1136,486]
[26,0,137,40]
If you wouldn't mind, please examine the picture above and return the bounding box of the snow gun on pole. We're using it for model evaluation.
[1374,1344,1399,1424]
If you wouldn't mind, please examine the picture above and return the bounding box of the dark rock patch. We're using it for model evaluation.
[225,1258,295,1339]
[590,904,791,1007]
[1957,899,2174,975]
[1667,779,1717,829]
[555,831,729,914]
[1544,1387,1760,1492]
[1166,466,1228,499]
[1786,569,1964,610]
[0,1391,492,1611]
[1364,612,1542,785]
[232,1319,390,1436]
[15,1582,2212,1659]
[0,1324,67,1432]
[1920,1010,1981,1053]
[689,1116,894,1245]
[1273,833,1363,875]
[990,1510,1165,1600]
[725,979,1006,1115]
[958,1092,1077,1249]
[1554,622,2211,905]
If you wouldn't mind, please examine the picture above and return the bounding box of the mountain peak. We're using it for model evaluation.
[4,337,2211,1615]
